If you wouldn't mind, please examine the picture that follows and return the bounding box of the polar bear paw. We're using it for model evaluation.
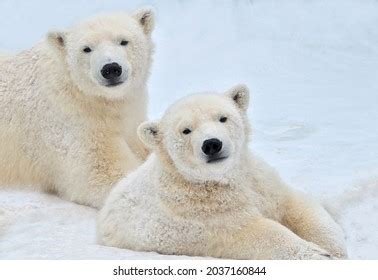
[297,244,334,260]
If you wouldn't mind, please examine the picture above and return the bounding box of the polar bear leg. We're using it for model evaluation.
[220,218,332,260]
[62,180,115,209]
[281,194,348,259]
[58,139,142,209]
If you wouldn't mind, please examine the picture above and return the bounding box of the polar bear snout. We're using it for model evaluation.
[89,45,130,90]
[94,58,129,88]
[202,138,222,156]
[100,62,125,87]
[201,138,231,163]
[101,63,122,80]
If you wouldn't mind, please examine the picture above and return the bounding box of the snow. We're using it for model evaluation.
[1,0,378,259]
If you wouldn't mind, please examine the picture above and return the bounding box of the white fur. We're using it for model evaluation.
[0,8,155,208]
[98,85,348,259]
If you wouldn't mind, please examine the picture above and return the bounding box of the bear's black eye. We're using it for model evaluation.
[182,128,192,135]
[120,40,128,46]
[219,116,228,123]
[83,47,92,53]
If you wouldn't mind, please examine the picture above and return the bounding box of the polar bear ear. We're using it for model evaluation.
[138,121,161,148]
[132,7,155,36]
[226,84,250,112]
[47,30,67,51]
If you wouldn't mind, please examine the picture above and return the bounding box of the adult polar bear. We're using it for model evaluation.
[0,8,154,208]
[98,85,347,259]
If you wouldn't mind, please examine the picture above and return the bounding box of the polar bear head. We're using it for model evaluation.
[139,84,250,182]
[47,7,154,100]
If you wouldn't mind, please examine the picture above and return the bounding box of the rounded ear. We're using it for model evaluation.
[137,121,161,148]
[132,6,155,36]
[47,30,67,51]
[226,84,250,111]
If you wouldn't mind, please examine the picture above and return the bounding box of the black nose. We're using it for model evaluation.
[202,138,223,156]
[101,63,122,80]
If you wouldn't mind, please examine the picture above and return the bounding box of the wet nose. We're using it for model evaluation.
[101,63,122,80]
[202,138,223,156]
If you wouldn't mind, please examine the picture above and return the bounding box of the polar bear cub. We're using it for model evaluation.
[0,8,154,208]
[98,85,347,259]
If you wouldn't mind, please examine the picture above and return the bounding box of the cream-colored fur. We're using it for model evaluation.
[98,85,348,259]
[0,8,155,208]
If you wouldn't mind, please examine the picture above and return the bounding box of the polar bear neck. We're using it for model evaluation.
[154,152,252,219]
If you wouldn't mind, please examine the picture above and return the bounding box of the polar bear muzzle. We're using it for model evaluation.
[201,138,230,163]
[101,62,124,87]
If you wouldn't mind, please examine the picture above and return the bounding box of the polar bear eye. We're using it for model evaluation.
[120,40,129,46]
[83,47,92,53]
[182,128,192,135]
[219,116,228,123]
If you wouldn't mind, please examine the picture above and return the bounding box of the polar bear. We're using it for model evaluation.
[98,85,348,259]
[0,8,154,208]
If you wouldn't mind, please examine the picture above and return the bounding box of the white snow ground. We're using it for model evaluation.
[0,0,378,259]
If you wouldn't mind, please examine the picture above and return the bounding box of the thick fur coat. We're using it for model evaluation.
[0,8,154,208]
[98,85,347,259]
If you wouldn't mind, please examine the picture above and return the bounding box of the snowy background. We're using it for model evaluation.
[1,0,378,259]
